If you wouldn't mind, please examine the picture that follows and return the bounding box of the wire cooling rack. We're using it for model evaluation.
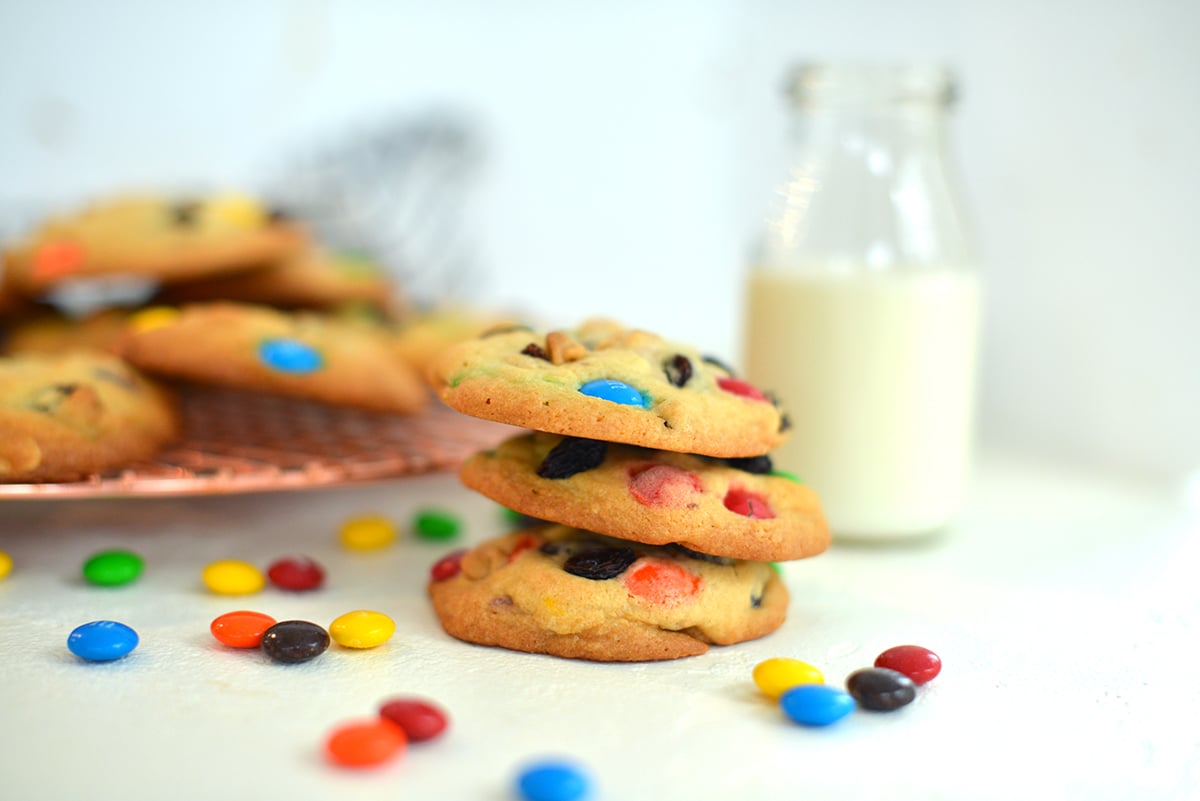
[0,385,517,499]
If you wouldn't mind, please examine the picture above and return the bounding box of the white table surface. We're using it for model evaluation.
[1,450,1196,801]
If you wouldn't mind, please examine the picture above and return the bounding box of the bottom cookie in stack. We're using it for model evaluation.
[428,525,789,662]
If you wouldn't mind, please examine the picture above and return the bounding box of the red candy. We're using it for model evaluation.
[325,719,407,767]
[430,550,466,582]
[378,697,449,743]
[875,644,942,684]
[723,486,775,519]
[266,556,325,591]
[716,376,768,402]
[623,558,702,606]
[628,464,703,508]
[210,610,277,648]
[507,534,539,562]
[32,240,85,279]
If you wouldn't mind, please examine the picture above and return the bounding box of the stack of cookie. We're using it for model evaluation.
[0,191,496,484]
[425,319,830,662]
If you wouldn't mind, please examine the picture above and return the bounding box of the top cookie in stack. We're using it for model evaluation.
[425,319,830,662]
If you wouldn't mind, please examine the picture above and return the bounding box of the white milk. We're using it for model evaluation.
[743,267,980,539]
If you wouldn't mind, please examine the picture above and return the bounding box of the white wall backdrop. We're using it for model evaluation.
[1,0,1196,480]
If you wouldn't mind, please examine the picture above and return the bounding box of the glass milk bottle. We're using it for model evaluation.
[743,63,981,540]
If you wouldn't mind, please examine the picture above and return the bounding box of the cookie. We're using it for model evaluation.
[2,193,308,296]
[114,302,429,414]
[460,432,829,562]
[428,525,789,662]
[0,351,180,483]
[428,320,790,458]
[392,307,517,376]
[153,248,397,312]
[2,309,129,356]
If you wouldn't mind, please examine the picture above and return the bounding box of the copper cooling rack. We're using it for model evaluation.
[0,386,518,499]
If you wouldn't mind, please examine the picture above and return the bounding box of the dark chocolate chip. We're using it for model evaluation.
[538,542,562,556]
[664,543,735,566]
[563,547,637,580]
[522,342,550,361]
[725,455,773,474]
[663,354,693,387]
[701,354,736,376]
[778,413,792,433]
[266,206,292,223]
[169,201,200,226]
[750,590,764,608]
[536,437,608,479]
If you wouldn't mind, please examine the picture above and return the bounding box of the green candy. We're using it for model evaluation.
[414,509,463,541]
[769,469,803,484]
[82,549,144,587]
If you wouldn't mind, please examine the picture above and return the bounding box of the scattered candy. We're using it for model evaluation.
[874,644,942,684]
[325,719,407,768]
[722,486,775,519]
[266,556,325,592]
[430,550,466,582]
[258,338,323,374]
[260,620,330,664]
[206,193,266,228]
[752,657,825,699]
[202,559,265,595]
[413,508,463,541]
[329,610,395,649]
[340,515,397,551]
[715,376,768,402]
[515,759,592,801]
[127,305,179,333]
[627,464,703,507]
[67,620,139,662]
[578,378,647,408]
[0,550,12,580]
[378,697,449,743]
[779,684,856,727]
[82,549,144,587]
[33,240,85,278]
[210,610,277,648]
[622,558,701,605]
[846,667,916,711]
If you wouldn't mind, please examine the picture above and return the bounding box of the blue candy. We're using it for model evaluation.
[779,684,856,726]
[257,338,323,374]
[578,379,646,408]
[516,759,591,801]
[67,620,139,662]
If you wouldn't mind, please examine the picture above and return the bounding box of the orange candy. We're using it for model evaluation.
[32,240,85,279]
[622,558,702,605]
[325,719,407,767]
[210,610,277,648]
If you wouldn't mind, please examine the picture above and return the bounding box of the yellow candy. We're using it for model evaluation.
[0,550,13,581]
[202,559,265,595]
[753,657,825,699]
[329,610,395,649]
[339,515,397,551]
[205,193,266,229]
[127,305,180,334]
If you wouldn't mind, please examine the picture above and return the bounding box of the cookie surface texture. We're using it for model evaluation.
[428,525,789,662]
[3,193,308,295]
[461,432,829,562]
[0,351,180,483]
[153,248,396,312]
[428,320,789,458]
[115,302,428,413]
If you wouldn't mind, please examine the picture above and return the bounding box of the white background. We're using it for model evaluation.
[1,0,1197,480]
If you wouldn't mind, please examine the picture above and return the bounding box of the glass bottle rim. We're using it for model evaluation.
[785,62,958,108]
